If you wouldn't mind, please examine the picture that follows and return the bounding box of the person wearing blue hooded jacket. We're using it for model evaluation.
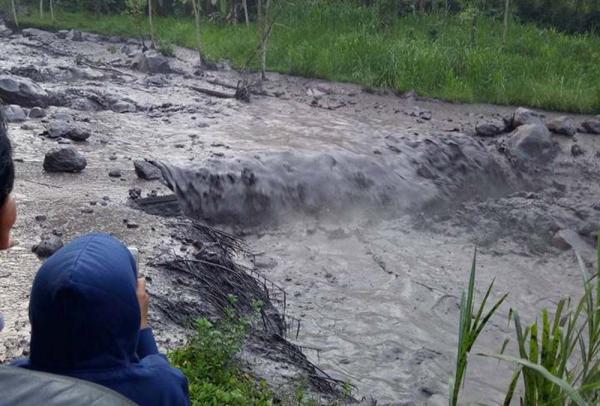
[12,232,191,406]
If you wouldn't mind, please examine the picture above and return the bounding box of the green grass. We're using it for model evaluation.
[18,2,600,113]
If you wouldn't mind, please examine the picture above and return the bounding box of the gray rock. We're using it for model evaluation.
[70,97,103,112]
[56,30,69,39]
[571,144,584,157]
[131,51,171,74]
[509,124,556,162]
[0,75,49,107]
[547,116,576,137]
[43,148,87,173]
[475,121,504,137]
[112,100,137,113]
[582,118,600,135]
[134,160,162,180]
[21,28,51,38]
[44,122,91,142]
[28,106,46,119]
[32,235,64,258]
[2,105,27,122]
[109,169,122,178]
[552,229,595,256]
[513,107,544,127]
[66,29,83,41]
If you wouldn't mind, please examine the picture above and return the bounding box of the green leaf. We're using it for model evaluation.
[480,354,590,406]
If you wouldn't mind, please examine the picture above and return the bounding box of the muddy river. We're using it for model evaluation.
[1,23,600,404]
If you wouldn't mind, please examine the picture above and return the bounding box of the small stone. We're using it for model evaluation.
[43,148,87,173]
[128,188,142,200]
[32,235,64,258]
[34,215,47,222]
[108,169,122,178]
[134,160,162,180]
[582,118,600,135]
[571,144,584,157]
[109,155,118,161]
[126,222,139,229]
[547,116,576,137]
[81,208,94,214]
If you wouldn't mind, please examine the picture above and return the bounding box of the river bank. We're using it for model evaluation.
[1,22,600,404]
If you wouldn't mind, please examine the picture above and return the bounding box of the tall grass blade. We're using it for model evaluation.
[481,354,590,406]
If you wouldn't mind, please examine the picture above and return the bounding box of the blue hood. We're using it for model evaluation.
[29,233,140,371]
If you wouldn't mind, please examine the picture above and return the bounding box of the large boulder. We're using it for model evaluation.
[111,100,137,113]
[582,117,600,135]
[43,122,91,142]
[66,29,83,41]
[131,51,171,74]
[509,124,556,162]
[512,107,544,128]
[44,148,87,173]
[21,28,53,39]
[547,116,576,137]
[475,121,505,137]
[134,160,162,180]
[29,107,46,118]
[0,75,49,107]
[1,105,27,122]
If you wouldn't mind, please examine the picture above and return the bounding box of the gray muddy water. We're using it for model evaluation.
[2,23,600,405]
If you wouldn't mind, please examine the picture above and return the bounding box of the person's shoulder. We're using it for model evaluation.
[133,355,188,382]
[128,356,190,404]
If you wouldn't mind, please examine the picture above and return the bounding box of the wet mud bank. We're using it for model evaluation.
[1,20,600,404]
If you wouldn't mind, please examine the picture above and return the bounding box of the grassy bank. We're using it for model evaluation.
[19,3,600,113]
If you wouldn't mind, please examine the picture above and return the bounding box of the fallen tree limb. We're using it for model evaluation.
[189,85,236,99]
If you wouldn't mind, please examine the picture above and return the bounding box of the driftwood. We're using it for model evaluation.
[189,85,236,99]
[77,56,136,78]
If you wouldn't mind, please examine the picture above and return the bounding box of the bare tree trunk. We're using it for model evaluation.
[242,0,249,27]
[191,0,203,66]
[502,0,510,45]
[470,11,477,46]
[50,0,55,22]
[39,0,43,18]
[11,0,19,28]
[261,0,272,80]
[148,0,156,48]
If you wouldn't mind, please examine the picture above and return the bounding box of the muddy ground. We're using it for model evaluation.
[1,23,600,405]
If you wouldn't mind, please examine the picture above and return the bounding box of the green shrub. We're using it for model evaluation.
[169,309,275,406]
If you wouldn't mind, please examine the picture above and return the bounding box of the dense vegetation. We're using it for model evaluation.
[7,1,600,113]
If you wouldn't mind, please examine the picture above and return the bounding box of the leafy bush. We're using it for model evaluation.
[169,309,275,406]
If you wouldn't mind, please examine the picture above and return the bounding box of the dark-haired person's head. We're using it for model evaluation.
[0,108,16,250]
